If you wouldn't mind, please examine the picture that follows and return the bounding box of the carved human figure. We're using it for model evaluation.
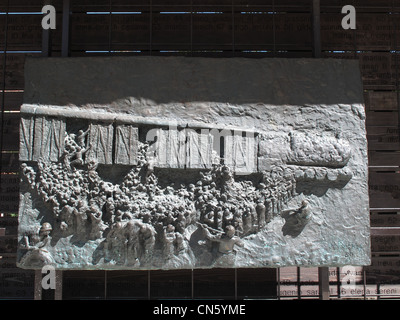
[232,209,243,235]
[70,145,92,168]
[21,163,36,187]
[59,204,77,232]
[293,200,311,226]
[87,158,99,181]
[104,221,124,263]
[103,198,115,224]
[174,233,188,254]
[139,223,156,260]
[77,128,90,148]
[175,211,186,234]
[200,224,243,266]
[124,220,141,266]
[145,155,156,182]
[255,202,266,229]
[162,224,177,259]
[20,222,54,267]
[281,199,312,237]
[24,223,52,251]
[74,200,88,234]
[204,211,215,226]
[61,149,72,171]
[221,165,233,182]
[87,202,106,239]
[242,209,253,236]
[215,208,223,230]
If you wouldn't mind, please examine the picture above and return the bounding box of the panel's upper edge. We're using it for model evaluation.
[23,56,365,107]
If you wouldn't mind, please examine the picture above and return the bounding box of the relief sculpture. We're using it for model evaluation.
[17,116,363,270]
[17,57,370,270]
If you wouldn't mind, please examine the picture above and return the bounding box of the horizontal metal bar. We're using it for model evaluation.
[72,4,310,8]
[371,251,400,255]
[86,12,142,15]
[371,227,400,236]
[370,208,400,212]
[0,12,42,14]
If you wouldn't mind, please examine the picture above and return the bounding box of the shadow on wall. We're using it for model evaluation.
[23,56,364,108]
[296,176,352,197]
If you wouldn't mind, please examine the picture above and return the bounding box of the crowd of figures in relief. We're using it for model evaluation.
[17,115,353,269]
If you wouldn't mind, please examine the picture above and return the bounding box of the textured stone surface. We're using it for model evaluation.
[17,57,370,270]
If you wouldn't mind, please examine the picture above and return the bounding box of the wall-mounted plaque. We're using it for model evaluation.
[17,56,370,270]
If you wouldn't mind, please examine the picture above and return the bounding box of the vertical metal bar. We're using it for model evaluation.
[353,0,357,59]
[104,270,107,300]
[312,0,321,58]
[108,0,112,52]
[393,0,400,145]
[191,269,194,299]
[0,0,9,188]
[34,270,42,300]
[318,267,330,300]
[297,267,301,299]
[42,29,51,57]
[363,268,367,300]
[55,270,63,300]
[234,268,237,300]
[272,0,276,55]
[149,0,152,55]
[61,0,71,57]
[276,268,280,300]
[336,267,341,299]
[147,270,151,299]
[231,1,235,57]
[42,0,53,57]
[377,283,381,300]
[190,0,193,56]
